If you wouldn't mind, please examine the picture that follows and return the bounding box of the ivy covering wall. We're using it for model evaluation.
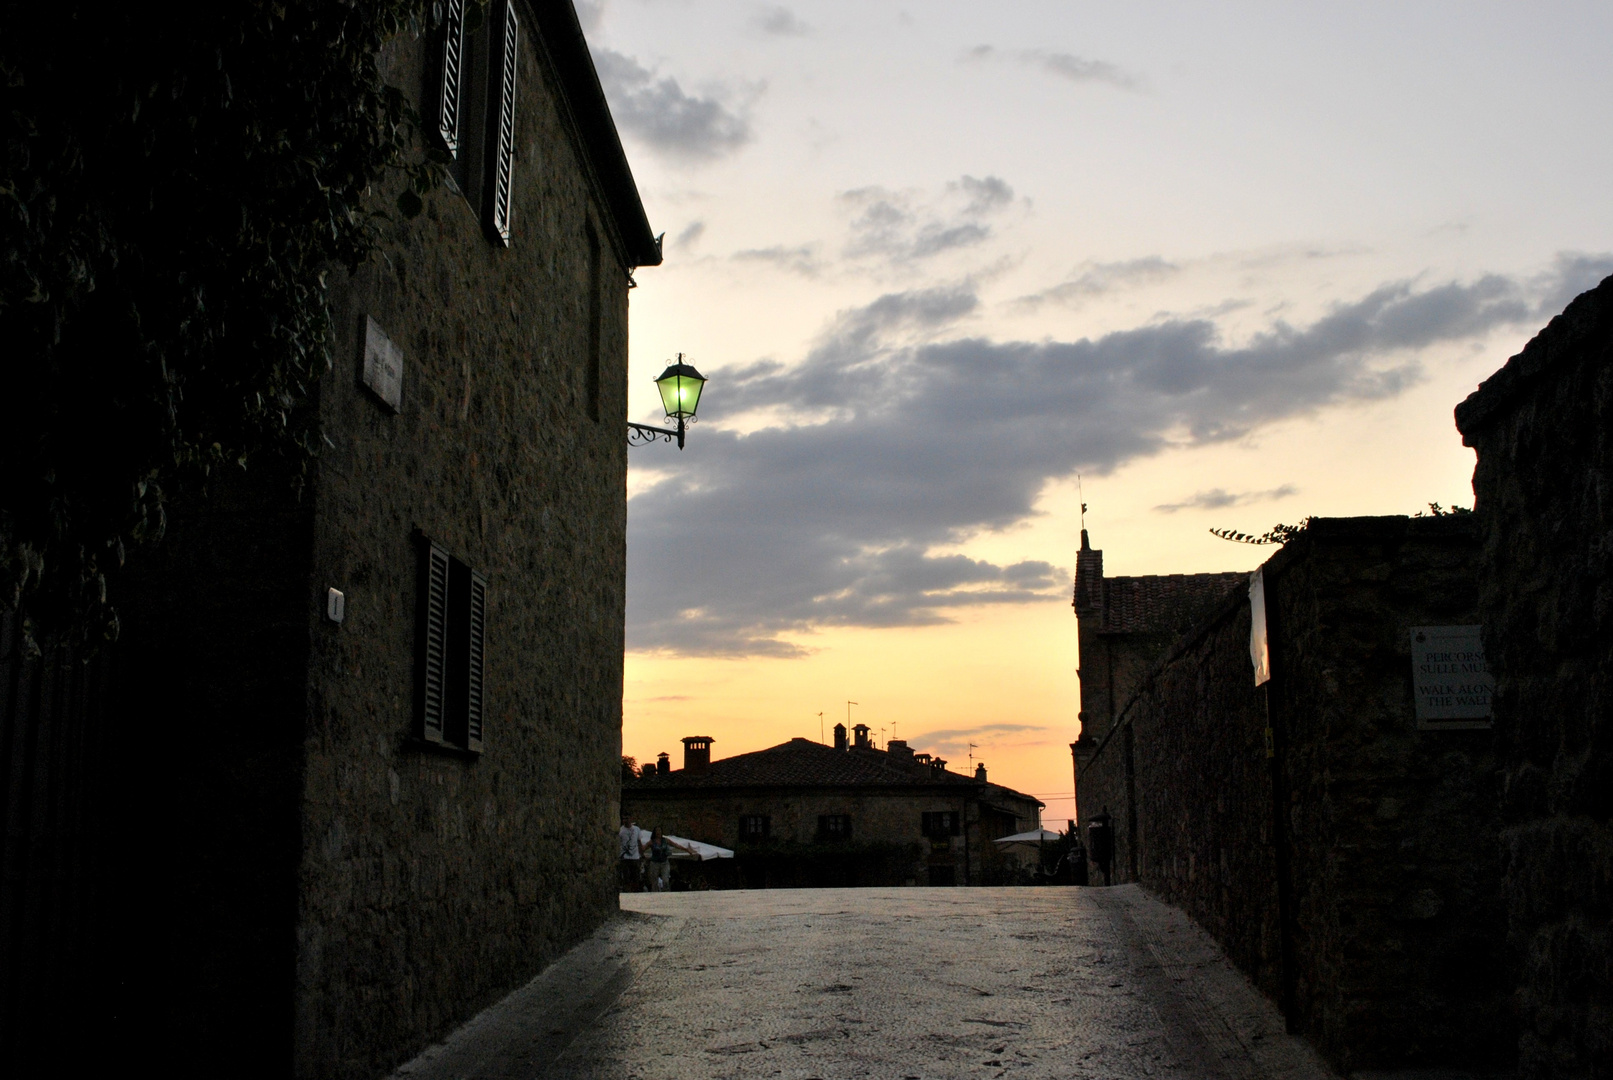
[1,2,438,648]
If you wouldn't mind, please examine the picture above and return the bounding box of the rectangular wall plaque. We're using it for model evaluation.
[361,314,404,412]
[1410,625,1493,729]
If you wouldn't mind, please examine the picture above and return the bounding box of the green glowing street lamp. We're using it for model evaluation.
[629,354,707,450]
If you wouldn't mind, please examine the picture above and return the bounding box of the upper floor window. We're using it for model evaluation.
[921,811,960,838]
[429,0,520,246]
[818,815,852,841]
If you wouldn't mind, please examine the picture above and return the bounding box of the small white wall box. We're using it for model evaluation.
[360,314,404,412]
[326,588,346,624]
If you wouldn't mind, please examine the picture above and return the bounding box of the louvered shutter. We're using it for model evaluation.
[417,542,451,745]
[484,0,520,245]
[465,570,486,752]
[434,0,467,156]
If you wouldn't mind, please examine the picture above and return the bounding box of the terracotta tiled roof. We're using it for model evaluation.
[1095,573,1245,635]
[626,738,985,790]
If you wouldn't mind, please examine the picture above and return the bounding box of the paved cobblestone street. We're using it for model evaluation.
[392,886,1337,1080]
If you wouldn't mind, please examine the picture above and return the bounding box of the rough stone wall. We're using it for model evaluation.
[292,20,635,1080]
[1456,275,1613,1080]
[1078,517,1508,1073]
[1271,518,1505,1071]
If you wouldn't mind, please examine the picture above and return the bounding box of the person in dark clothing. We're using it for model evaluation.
[1087,809,1115,886]
[1067,825,1090,887]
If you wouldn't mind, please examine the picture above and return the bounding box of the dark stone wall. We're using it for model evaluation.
[1077,517,1509,1073]
[291,20,635,1080]
[1456,275,1613,1080]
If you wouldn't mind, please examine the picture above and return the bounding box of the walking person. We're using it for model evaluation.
[618,816,644,892]
[646,828,674,892]
[1087,808,1115,886]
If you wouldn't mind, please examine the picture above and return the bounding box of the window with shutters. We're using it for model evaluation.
[817,815,851,841]
[483,0,520,246]
[428,0,519,246]
[921,811,961,838]
[415,536,487,753]
[430,0,467,157]
[738,815,770,842]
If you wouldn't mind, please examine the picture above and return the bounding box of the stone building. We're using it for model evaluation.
[1455,273,1613,1080]
[0,3,659,1076]
[623,727,1044,887]
[1068,529,1244,833]
[1074,517,1509,1074]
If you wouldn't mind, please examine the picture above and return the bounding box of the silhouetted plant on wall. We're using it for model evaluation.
[1,2,441,652]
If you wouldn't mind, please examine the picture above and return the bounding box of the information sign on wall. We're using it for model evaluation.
[1410,625,1493,729]
[361,314,404,412]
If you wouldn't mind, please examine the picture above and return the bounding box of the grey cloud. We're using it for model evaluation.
[592,49,752,162]
[755,6,810,36]
[842,177,1016,264]
[1018,256,1179,309]
[1154,485,1299,514]
[905,723,1052,759]
[575,0,606,34]
[965,45,1143,92]
[732,244,823,277]
[1531,252,1613,320]
[630,263,1590,657]
[675,221,706,249]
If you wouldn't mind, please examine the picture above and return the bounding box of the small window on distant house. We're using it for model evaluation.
[738,815,770,842]
[416,536,487,753]
[818,815,851,841]
[922,811,960,838]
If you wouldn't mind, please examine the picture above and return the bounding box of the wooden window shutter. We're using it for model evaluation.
[465,569,486,752]
[484,0,519,245]
[434,0,467,156]
[417,542,451,745]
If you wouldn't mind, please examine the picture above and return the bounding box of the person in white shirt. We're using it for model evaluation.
[618,817,644,892]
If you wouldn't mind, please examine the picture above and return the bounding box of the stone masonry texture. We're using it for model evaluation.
[3,10,651,1077]
[1077,516,1509,1074]
[1456,274,1613,1080]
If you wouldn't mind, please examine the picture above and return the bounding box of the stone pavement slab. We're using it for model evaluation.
[390,885,1339,1080]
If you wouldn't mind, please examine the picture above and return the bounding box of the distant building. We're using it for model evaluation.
[623,726,1044,887]
[1069,528,1243,812]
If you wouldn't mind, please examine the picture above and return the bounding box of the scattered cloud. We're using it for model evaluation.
[575,0,606,34]
[907,723,1052,759]
[1530,252,1613,321]
[1154,485,1299,514]
[591,49,753,162]
[675,221,706,250]
[732,244,823,277]
[965,45,1144,92]
[841,176,1020,265]
[627,262,1603,657]
[1018,256,1180,309]
[754,5,810,36]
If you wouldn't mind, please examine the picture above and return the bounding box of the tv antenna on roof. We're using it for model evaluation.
[818,711,824,743]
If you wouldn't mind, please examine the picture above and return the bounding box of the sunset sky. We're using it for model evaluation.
[586,0,1613,818]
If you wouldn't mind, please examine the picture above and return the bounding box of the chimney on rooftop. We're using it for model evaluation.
[656,752,670,776]
[682,736,713,772]
[887,739,912,759]
[931,758,947,773]
[852,723,870,749]
[975,762,987,781]
[833,722,847,751]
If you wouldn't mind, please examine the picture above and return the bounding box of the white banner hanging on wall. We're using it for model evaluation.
[1249,568,1271,687]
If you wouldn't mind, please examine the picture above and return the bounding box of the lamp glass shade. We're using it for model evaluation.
[655,361,706,421]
